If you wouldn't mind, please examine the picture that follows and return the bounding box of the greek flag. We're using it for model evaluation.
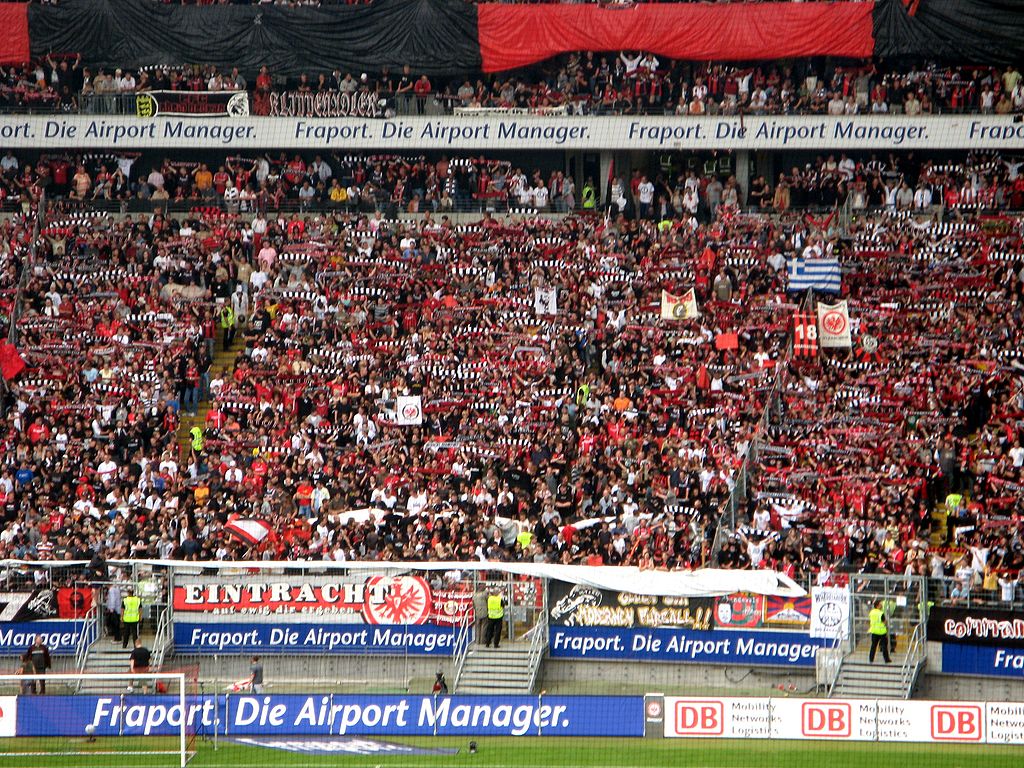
[787,257,841,293]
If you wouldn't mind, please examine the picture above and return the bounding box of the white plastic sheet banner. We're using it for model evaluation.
[810,586,850,640]
[395,395,423,426]
[816,300,852,348]
[534,286,558,316]
[663,696,1024,744]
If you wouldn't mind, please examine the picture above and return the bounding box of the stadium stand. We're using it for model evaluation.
[0,148,1020,600]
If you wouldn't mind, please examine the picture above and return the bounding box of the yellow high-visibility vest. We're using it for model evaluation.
[122,595,141,624]
[487,594,504,620]
[868,607,887,636]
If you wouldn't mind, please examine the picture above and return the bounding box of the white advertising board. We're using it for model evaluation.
[1,114,1023,151]
[664,696,1024,744]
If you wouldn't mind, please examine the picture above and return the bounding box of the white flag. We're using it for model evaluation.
[810,586,850,640]
[534,286,558,316]
[816,299,852,348]
[395,395,423,426]
[660,289,699,321]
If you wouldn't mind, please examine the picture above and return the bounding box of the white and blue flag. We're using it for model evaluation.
[787,257,841,293]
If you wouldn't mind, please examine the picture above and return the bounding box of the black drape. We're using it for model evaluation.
[28,0,481,78]
[873,0,1024,65]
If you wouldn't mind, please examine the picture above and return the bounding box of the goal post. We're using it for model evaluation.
[0,672,195,767]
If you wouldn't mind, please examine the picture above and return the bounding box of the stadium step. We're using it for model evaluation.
[177,334,243,459]
[829,658,923,699]
[455,643,541,694]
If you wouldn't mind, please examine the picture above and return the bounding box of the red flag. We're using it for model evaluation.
[715,332,739,351]
[695,364,710,390]
[0,341,25,381]
[57,587,93,618]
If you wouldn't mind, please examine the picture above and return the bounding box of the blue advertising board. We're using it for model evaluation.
[549,625,828,666]
[941,642,1024,678]
[173,621,464,656]
[0,620,85,656]
[16,694,643,738]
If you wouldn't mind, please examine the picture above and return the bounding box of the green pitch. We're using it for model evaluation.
[1,736,1022,768]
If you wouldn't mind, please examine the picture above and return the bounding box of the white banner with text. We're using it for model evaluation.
[664,696,1024,744]
[0,114,1023,151]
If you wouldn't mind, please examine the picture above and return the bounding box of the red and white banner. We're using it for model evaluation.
[224,518,273,546]
[173,575,473,626]
[664,696,1024,744]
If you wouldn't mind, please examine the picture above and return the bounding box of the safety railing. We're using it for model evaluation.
[525,615,548,694]
[73,602,100,684]
[450,609,474,691]
[152,604,173,672]
[898,621,927,699]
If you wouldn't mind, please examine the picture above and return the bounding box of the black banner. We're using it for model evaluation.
[0,588,57,622]
[548,581,713,631]
[268,91,384,119]
[928,605,1024,648]
[136,90,249,118]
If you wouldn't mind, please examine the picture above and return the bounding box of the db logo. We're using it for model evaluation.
[672,701,723,735]
[821,310,847,335]
[931,705,983,741]
[802,703,851,737]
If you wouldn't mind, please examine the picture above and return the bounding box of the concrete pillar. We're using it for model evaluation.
[734,150,750,205]
[599,150,615,203]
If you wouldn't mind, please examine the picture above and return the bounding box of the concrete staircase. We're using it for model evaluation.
[454,643,539,695]
[77,633,158,692]
[830,643,924,699]
[177,336,242,460]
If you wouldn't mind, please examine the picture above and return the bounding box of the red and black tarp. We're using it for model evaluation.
[0,0,1021,75]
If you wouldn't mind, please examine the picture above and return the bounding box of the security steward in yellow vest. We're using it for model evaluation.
[867,599,891,663]
[483,588,507,649]
[189,426,205,455]
[121,587,142,649]
[581,180,596,210]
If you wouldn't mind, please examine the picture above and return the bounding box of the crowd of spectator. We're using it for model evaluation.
[3,51,1024,118]
[723,195,1024,603]
[8,148,1024,220]
[0,148,1020,604]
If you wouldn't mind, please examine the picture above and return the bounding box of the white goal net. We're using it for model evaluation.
[0,672,195,767]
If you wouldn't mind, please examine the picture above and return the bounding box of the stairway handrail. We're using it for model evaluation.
[825,634,845,699]
[152,605,173,671]
[450,609,473,691]
[898,621,926,698]
[73,602,100,690]
[525,614,547,694]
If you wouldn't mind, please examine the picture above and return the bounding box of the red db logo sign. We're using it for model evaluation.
[801,703,851,737]
[672,701,723,735]
[930,705,983,741]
